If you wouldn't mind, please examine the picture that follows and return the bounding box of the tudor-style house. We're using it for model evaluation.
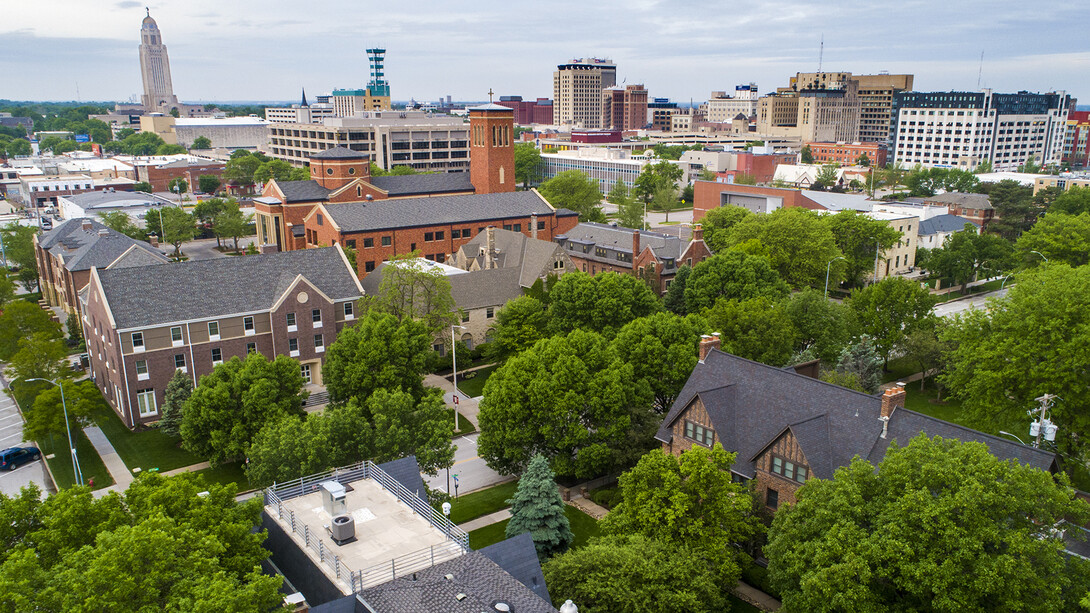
[80,246,363,428]
[656,335,1057,512]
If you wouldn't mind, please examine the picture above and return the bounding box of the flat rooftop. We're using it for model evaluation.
[265,464,466,595]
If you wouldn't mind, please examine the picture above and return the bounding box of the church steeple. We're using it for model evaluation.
[301,87,309,108]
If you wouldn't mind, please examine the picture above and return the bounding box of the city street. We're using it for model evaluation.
[422,433,509,498]
[934,288,1008,318]
[0,380,52,497]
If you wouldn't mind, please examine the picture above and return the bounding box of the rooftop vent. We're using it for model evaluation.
[97,229,109,237]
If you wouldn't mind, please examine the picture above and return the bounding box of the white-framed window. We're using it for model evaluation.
[312,308,322,328]
[289,338,299,357]
[300,363,312,384]
[286,312,297,332]
[211,347,222,364]
[136,360,149,381]
[132,332,145,353]
[208,321,220,340]
[314,334,324,353]
[171,326,183,346]
[136,389,157,417]
[486,307,495,319]
[174,353,186,372]
[244,316,255,335]
[344,302,354,320]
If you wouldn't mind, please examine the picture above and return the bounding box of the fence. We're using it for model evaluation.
[263,460,469,593]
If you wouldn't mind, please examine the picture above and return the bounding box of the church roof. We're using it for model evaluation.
[311,146,368,160]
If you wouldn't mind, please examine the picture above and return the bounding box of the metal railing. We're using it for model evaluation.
[263,460,469,593]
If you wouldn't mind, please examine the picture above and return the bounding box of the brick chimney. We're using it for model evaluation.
[484,226,496,270]
[692,224,704,242]
[148,235,159,248]
[632,229,641,260]
[81,219,92,231]
[698,333,721,362]
[881,383,906,419]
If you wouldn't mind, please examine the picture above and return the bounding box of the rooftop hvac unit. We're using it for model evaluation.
[320,480,347,516]
[330,514,355,545]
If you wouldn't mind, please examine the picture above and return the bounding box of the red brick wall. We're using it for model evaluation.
[311,157,371,190]
[693,181,815,221]
[144,163,226,193]
[808,142,888,168]
[469,108,516,194]
[752,430,809,510]
[662,397,717,456]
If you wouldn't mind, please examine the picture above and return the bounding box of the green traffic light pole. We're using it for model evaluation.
[26,377,83,485]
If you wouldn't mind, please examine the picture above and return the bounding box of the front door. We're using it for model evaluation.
[300,363,312,384]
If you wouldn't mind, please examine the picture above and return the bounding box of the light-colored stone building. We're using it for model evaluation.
[553,58,617,129]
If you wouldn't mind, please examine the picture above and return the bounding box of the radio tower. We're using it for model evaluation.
[366,48,390,97]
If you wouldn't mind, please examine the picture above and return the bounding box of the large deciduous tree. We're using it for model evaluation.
[181,353,307,466]
[513,143,544,188]
[1015,212,1090,268]
[925,226,1015,291]
[546,271,661,337]
[611,312,706,413]
[362,388,454,475]
[212,199,253,253]
[538,170,605,222]
[1051,186,1090,216]
[684,251,790,312]
[700,205,753,253]
[824,210,902,288]
[97,211,143,239]
[941,264,1090,457]
[478,329,654,478]
[488,296,550,361]
[724,207,843,288]
[766,435,1090,613]
[322,311,431,404]
[0,301,63,361]
[505,454,573,560]
[246,405,374,486]
[705,297,798,366]
[0,222,38,273]
[23,380,100,443]
[633,160,683,204]
[364,254,458,336]
[848,276,936,366]
[785,288,856,364]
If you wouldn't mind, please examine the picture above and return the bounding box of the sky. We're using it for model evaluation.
[2,0,1087,105]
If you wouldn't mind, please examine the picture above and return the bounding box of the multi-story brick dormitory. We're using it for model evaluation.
[554,222,713,294]
[80,246,362,428]
[656,335,1057,514]
[35,217,169,316]
[254,102,520,259]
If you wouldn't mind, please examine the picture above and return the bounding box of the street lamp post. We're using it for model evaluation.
[448,324,466,496]
[1030,250,1049,263]
[825,256,846,299]
[26,377,83,485]
[998,431,1028,446]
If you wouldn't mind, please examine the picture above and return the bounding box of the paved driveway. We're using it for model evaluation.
[179,236,257,261]
[423,433,510,498]
[0,386,52,497]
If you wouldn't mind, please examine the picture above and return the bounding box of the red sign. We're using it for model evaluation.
[453,395,459,405]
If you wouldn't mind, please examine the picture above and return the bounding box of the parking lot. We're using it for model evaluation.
[0,384,52,497]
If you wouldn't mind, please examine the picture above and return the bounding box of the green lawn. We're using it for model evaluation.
[452,411,474,436]
[881,355,920,384]
[903,383,972,429]
[191,462,250,490]
[39,428,114,491]
[467,505,601,551]
[93,405,203,473]
[445,479,518,525]
[457,364,498,398]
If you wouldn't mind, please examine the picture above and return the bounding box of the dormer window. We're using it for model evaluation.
[684,420,714,447]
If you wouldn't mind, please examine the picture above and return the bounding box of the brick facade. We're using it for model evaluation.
[661,396,717,456]
[752,430,809,511]
[140,161,226,193]
[694,181,816,219]
[469,106,516,194]
[807,142,888,167]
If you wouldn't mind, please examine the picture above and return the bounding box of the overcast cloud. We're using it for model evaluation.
[2,0,1086,104]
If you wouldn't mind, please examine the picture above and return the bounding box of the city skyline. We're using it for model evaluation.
[1,0,1087,104]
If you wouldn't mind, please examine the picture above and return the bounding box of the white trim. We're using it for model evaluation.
[244,329,255,336]
[316,346,325,353]
[313,320,323,329]
[136,389,158,417]
[209,334,220,341]
[289,350,300,357]
[287,324,297,332]
[212,360,223,366]
[137,373,149,381]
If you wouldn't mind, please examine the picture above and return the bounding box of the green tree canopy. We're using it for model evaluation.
[633,160,684,204]
[663,263,691,315]
[253,159,295,185]
[223,153,262,186]
[982,179,1039,240]
[0,269,14,308]
[365,254,458,336]
[97,211,143,239]
[766,434,1090,613]
[505,454,573,559]
[700,205,754,253]
[478,329,654,478]
[23,380,100,443]
[538,170,605,222]
[1051,186,1090,216]
[145,206,196,257]
[705,297,798,366]
[488,295,550,361]
[362,388,454,475]
[848,276,936,366]
[612,312,706,413]
[180,353,307,466]
[824,210,902,287]
[0,222,39,272]
[606,179,630,205]
[322,311,431,404]
[926,226,1015,290]
[941,264,1090,457]
[800,145,813,164]
[0,474,281,612]
[190,135,212,149]
[8,332,69,384]
[197,173,221,195]
[724,207,843,288]
[546,271,661,337]
[1015,212,1090,268]
[785,288,856,363]
[213,199,253,252]
[684,251,790,312]
[246,405,373,487]
[513,143,544,188]
[158,369,193,438]
[0,301,63,361]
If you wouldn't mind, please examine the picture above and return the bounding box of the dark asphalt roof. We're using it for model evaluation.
[657,350,1056,478]
[918,214,980,235]
[276,180,332,203]
[368,173,475,197]
[357,551,556,613]
[924,192,993,210]
[476,533,551,605]
[311,146,369,160]
[323,191,555,233]
[95,247,362,329]
[375,456,427,504]
[38,217,167,272]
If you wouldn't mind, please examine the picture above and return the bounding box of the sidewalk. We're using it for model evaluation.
[458,509,512,532]
[424,373,481,430]
[84,425,133,493]
[732,581,781,611]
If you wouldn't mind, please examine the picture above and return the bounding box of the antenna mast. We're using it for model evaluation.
[818,35,824,74]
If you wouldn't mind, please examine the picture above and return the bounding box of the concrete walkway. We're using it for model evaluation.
[878,371,926,392]
[162,461,211,476]
[458,508,512,532]
[84,425,133,491]
[733,581,781,611]
[567,496,610,520]
[424,373,481,430]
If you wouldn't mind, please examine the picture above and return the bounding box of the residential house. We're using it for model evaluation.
[921,193,995,228]
[554,222,713,294]
[655,338,1056,513]
[34,217,169,315]
[80,246,362,428]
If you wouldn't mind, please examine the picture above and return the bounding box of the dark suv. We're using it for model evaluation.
[0,446,40,470]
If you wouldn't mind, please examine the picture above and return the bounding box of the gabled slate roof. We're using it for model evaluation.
[476,533,551,604]
[276,180,332,203]
[323,191,554,233]
[38,218,167,272]
[369,173,475,197]
[94,247,361,329]
[357,550,556,613]
[657,350,1056,479]
[924,192,993,210]
[455,227,570,288]
[918,214,980,235]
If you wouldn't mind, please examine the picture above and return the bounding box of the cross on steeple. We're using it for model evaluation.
[488,88,494,103]
[146,6,150,16]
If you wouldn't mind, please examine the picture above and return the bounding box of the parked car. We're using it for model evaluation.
[0,446,41,470]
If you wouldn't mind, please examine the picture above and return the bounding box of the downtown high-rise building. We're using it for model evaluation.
[553,58,617,128]
[138,9,179,113]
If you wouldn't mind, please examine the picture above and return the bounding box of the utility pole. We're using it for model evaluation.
[1030,394,1059,448]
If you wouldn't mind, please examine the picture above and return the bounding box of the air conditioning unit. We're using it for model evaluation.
[330,514,355,545]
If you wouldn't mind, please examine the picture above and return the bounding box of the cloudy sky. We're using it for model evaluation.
[2,0,1087,105]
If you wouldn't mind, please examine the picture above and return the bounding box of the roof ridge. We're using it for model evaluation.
[705,348,880,402]
[894,407,1054,458]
